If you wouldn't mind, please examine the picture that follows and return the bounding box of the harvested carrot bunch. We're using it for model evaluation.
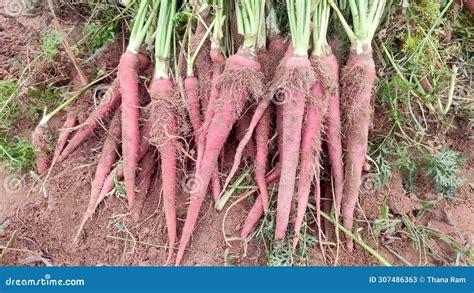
[33,0,392,265]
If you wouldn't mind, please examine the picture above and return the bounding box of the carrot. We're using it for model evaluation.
[329,0,386,250]
[56,55,149,164]
[341,51,376,250]
[272,0,316,241]
[318,53,343,212]
[185,76,221,201]
[119,52,143,207]
[96,116,153,206]
[274,57,310,240]
[293,0,335,248]
[176,53,263,265]
[118,0,155,207]
[148,78,178,265]
[74,110,121,243]
[145,0,177,264]
[52,113,77,164]
[185,77,202,144]
[131,148,157,222]
[220,40,290,196]
[195,49,224,170]
[240,168,281,239]
[254,107,271,212]
[293,86,324,248]
[32,124,49,175]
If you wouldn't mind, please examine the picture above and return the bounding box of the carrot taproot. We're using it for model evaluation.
[254,107,271,212]
[148,78,178,265]
[240,168,281,239]
[274,56,315,241]
[52,113,76,164]
[119,52,142,207]
[32,124,49,175]
[328,0,385,250]
[317,53,343,212]
[131,148,156,222]
[341,50,376,250]
[293,84,324,248]
[74,110,121,243]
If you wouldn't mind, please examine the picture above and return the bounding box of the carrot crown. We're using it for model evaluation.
[329,0,387,53]
[154,0,177,79]
[286,0,312,56]
[311,0,331,57]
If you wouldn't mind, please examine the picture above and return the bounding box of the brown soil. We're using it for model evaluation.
[1,4,473,268]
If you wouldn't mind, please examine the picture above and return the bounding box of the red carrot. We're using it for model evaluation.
[149,78,177,265]
[318,53,343,212]
[293,85,324,248]
[131,148,156,222]
[254,107,271,212]
[96,118,152,205]
[74,110,121,243]
[185,76,221,201]
[56,55,149,164]
[185,77,202,143]
[32,124,49,175]
[175,54,263,265]
[52,113,76,164]
[196,49,225,202]
[341,51,376,250]
[329,0,385,250]
[119,52,142,207]
[240,169,281,239]
[220,40,290,196]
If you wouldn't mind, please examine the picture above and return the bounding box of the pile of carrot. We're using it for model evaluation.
[33,0,387,264]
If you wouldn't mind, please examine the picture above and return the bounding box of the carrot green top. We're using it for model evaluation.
[329,0,386,54]
[154,0,176,79]
[128,0,155,55]
[286,0,312,57]
[311,0,331,57]
[235,0,265,53]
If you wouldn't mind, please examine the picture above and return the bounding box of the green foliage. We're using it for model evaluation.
[268,241,293,266]
[111,174,127,198]
[84,21,117,50]
[426,146,467,199]
[374,149,392,189]
[25,87,62,120]
[255,197,317,266]
[0,134,36,171]
[41,30,62,63]
[0,79,20,130]
[173,5,190,32]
